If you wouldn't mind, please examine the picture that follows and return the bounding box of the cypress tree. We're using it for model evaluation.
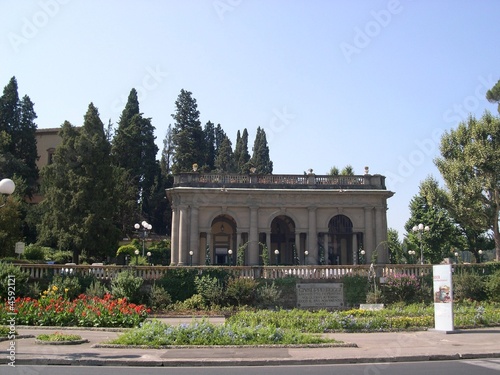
[250,127,273,174]
[40,105,120,261]
[203,121,216,171]
[214,135,235,172]
[171,89,205,173]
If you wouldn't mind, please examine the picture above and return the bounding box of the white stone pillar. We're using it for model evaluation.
[249,206,259,265]
[189,206,199,265]
[178,205,188,265]
[364,207,374,264]
[170,207,179,265]
[308,206,318,264]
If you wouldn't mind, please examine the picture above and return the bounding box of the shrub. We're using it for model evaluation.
[158,269,197,302]
[85,280,109,298]
[148,283,172,311]
[50,250,73,264]
[382,273,421,304]
[195,275,226,307]
[485,269,500,302]
[116,245,138,258]
[23,244,47,261]
[0,262,30,300]
[111,270,144,304]
[453,272,487,302]
[225,277,257,306]
[255,281,282,309]
[343,275,369,306]
[43,274,83,300]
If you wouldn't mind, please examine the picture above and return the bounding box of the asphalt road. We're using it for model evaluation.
[3,359,500,375]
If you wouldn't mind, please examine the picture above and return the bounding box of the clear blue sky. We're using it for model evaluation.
[1,0,499,240]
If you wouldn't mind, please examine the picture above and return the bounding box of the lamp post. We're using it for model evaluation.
[0,178,15,208]
[147,251,152,266]
[189,251,193,266]
[478,249,483,263]
[412,223,430,265]
[274,249,279,266]
[359,249,366,264]
[303,250,309,265]
[134,249,139,265]
[408,250,416,264]
[454,251,459,264]
[227,249,233,266]
[134,221,152,256]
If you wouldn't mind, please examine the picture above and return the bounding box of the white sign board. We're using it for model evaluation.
[433,264,454,332]
[15,242,25,254]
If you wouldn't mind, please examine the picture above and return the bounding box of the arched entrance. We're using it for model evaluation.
[327,215,356,265]
[211,215,237,265]
[270,215,297,265]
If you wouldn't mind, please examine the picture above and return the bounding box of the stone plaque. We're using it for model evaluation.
[296,283,344,308]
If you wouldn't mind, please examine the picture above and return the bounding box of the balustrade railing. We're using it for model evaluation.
[173,173,387,190]
[17,263,436,281]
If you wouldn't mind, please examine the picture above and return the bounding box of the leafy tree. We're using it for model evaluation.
[203,121,216,171]
[404,177,461,264]
[234,129,251,173]
[171,89,205,173]
[214,135,235,172]
[434,112,500,261]
[111,88,159,228]
[0,182,22,257]
[0,77,39,198]
[328,166,339,176]
[486,78,500,114]
[387,228,403,264]
[340,165,354,175]
[250,127,273,174]
[39,105,121,261]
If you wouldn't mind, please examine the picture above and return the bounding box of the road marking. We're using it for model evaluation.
[463,359,500,371]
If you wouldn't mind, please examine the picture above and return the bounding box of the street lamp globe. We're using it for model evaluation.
[0,178,15,195]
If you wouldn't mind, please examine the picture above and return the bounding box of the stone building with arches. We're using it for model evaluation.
[167,170,394,266]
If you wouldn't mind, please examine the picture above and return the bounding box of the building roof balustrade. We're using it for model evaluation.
[173,173,387,190]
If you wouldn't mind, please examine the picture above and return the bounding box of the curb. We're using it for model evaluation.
[3,352,500,367]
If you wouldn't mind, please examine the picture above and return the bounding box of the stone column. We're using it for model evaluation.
[323,233,329,264]
[352,233,358,265]
[178,205,188,265]
[170,207,179,265]
[248,206,259,265]
[375,206,387,263]
[364,207,374,264]
[266,230,272,263]
[308,206,318,264]
[189,206,199,265]
[206,232,212,265]
[295,232,301,264]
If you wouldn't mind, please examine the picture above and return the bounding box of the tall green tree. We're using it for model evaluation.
[486,78,500,114]
[387,228,403,264]
[434,112,500,261]
[111,88,159,227]
[214,135,235,172]
[171,89,205,173]
[404,177,461,264]
[250,127,273,174]
[0,77,39,198]
[39,105,121,261]
[203,121,216,171]
[234,129,251,173]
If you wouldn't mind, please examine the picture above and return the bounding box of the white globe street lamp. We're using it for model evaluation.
[0,178,15,207]
[134,221,152,256]
[412,223,430,265]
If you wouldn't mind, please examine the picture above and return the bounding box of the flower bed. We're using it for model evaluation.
[0,293,149,327]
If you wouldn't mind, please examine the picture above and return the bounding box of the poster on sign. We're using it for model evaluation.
[432,264,454,332]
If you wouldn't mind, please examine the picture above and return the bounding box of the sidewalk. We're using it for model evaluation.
[2,317,500,367]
